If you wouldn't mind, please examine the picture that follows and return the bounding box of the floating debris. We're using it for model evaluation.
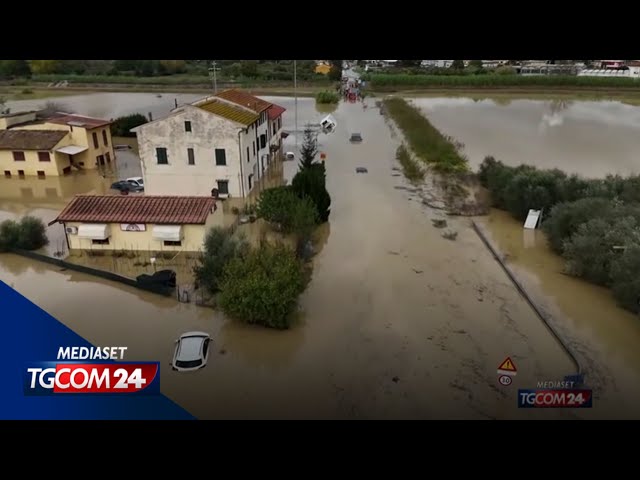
[431,219,447,229]
[442,231,458,241]
[355,167,368,173]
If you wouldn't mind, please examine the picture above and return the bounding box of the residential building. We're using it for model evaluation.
[0,129,73,178]
[133,89,286,198]
[49,195,222,252]
[0,110,115,175]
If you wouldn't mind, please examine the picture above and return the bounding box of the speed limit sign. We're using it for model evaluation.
[498,375,512,386]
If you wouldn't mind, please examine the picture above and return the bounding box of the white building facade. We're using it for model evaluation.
[133,90,285,198]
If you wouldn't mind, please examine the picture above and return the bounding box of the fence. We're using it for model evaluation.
[8,248,174,296]
[471,221,584,378]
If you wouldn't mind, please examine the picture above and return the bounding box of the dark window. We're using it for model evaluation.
[164,240,182,247]
[92,238,110,245]
[215,148,226,166]
[78,162,84,167]
[217,180,229,194]
[18,170,24,177]
[92,132,99,149]
[187,148,195,165]
[278,118,281,130]
[260,134,266,149]
[184,121,192,132]
[12,151,25,161]
[70,125,73,131]
[156,148,168,164]
[246,147,249,163]
[248,174,253,190]
[273,123,276,135]
[38,152,51,162]
[37,171,45,178]
[252,141,255,156]
[102,129,109,146]
[4,171,10,177]
[63,166,72,175]
[105,152,111,163]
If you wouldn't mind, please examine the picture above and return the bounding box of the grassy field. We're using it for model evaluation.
[383,97,469,174]
[395,144,424,182]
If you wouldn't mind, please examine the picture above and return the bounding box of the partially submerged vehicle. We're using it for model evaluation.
[171,332,212,372]
[350,132,363,143]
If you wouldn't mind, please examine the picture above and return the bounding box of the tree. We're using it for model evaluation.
[16,216,49,250]
[256,186,319,237]
[563,216,640,286]
[291,164,331,223]
[450,60,465,70]
[0,220,19,252]
[399,60,421,68]
[299,127,318,169]
[610,244,640,312]
[29,60,60,74]
[110,113,148,137]
[218,243,307,329]
[193,227,248,294]
[241,60,259,78]
[159,60,187,74]
[328,59,343,81]
[0,60,31,78]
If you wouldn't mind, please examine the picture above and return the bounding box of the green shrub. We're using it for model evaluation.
[316,90,340,104]
[0,220,19,252]
[542,198,614,254]
[383,97,468,173]
[0,216,48,251]
[502,168,568,221]
[110,113,148,137]
[21,88,33,94]
[218,243,307,329]
[610,244,640,312]
[193,227,248,294]
[256,186,319,234]
[563,216,640,286]
[291,164,331,223]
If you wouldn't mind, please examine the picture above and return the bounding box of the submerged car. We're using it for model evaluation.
[110,180,144,192]
[171,332,211,372]
[349,132,363,143]
[126,176,144,188]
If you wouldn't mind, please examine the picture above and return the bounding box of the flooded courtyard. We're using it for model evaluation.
[2,91,640,418]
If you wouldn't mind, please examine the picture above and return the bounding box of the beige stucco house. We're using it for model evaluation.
[49,194,222,253]
[132,89,285,199]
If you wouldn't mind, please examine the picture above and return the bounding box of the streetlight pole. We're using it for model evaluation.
[294,60,298,152]
[209,60,218,93]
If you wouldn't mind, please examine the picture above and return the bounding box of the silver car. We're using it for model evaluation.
[171,332,211,372]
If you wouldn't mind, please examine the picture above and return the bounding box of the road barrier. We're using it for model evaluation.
[7,249,173,296]
[471,221,584,377]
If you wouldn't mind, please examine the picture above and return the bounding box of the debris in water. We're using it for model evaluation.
[219,349,227,355]
[431,219,447,228]
[391,173,402,177]
[412,269,423,274]
[388,250,400,255]
[442,231,458,241]
[356,167,368,173]
[58,268,67,272]
[392,376,400,383]
[453,329,467,334]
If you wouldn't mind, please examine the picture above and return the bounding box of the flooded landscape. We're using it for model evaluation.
[2,90,640,418]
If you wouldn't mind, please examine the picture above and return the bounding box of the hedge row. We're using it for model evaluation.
[478,156,640,312]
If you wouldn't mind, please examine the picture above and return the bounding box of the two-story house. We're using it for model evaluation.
[132,89,286,198]
[0,110,115,177]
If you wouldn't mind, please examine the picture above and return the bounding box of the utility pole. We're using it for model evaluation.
[209,60,219,93]
[294,60,298,152]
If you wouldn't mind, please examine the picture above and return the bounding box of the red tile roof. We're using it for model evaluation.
[215,89,272,113]
[267,104,286,120]
[0,130,68,150]
[48,114,112,129]
[50,195,217,225]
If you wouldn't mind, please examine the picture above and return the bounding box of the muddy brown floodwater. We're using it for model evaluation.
[2,92,639,419]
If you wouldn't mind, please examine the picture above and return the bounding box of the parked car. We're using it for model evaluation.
[114,144,132,150]
[350,132,363,143]
[126,177,144,188]
[110,180,144,192]
[285,152,295,160]
[171,332,212,372]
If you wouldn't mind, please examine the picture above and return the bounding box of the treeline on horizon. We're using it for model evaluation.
[0,60,343,82]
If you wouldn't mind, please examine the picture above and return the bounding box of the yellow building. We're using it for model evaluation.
[0,111,115,176]
[315,62,332,75]
[0,129,73,177]
[48,194,223,253]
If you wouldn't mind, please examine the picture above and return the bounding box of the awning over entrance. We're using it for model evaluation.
[77,224,109,239]
[152,225,182,241]
[56,145,89,155]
